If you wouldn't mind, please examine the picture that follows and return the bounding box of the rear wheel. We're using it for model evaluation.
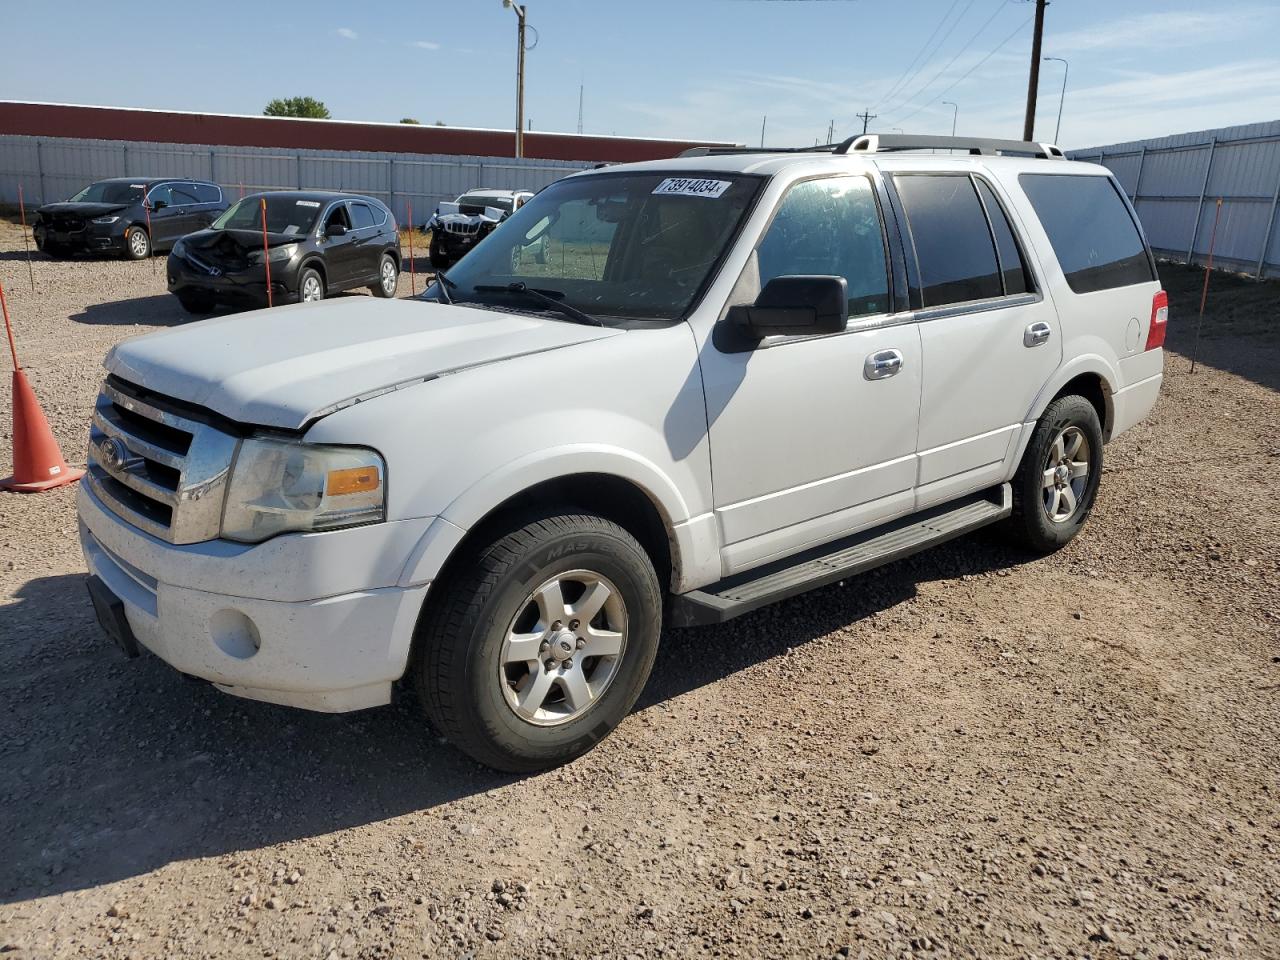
[370,254,398,298]
[414,511,662,772]
[1005,394,1103,553]
[124,226,150,260]
[176,290,216,315]
[298,267,325,304]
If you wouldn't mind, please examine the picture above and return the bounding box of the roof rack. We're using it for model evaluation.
[836,134,1065,159]
[678,143,840,158]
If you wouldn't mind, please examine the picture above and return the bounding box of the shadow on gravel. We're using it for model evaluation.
[1159,261,1280,394]
[70,294,191,328]
[1,533,1034,904]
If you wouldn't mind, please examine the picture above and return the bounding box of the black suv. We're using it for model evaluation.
[166,191,402,313]
[34,177,227,260]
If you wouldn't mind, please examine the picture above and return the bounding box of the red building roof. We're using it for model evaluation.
[0,101,736,163]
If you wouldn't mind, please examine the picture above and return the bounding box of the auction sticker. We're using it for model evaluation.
[652,178,732,199]
[295,200,321,208]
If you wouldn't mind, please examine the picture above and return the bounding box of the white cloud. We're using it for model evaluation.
[411,40,440,50]
[335,27,358,40]
[1048,10,1270,54]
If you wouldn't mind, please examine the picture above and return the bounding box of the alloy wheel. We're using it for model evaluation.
[1042,425,1091,523]
[381,259,397,295]
[499,570,628,727]
[301,274,323,302]
[129,230,148,257]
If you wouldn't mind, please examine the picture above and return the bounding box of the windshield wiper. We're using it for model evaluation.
[432,270,456,304]
[473,282,604,327]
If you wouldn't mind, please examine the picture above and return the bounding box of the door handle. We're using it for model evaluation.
[1024,322,1052,347]
[864,349,904,380]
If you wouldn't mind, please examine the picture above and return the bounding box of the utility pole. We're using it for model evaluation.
[577,83,583,134]
[503,0,527,158]
[1043,56,1068,144]
[1021,0,1048,141]
[760,115,767,148]
[827,119,834,144]
[856,110,877,134]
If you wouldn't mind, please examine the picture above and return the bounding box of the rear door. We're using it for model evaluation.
[165,182,206,240]
[347,201,382,282]
[889,169,1061,508]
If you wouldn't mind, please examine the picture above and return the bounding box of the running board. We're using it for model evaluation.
[669,484,1012,627]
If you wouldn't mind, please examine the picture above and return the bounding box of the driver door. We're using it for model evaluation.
[700,175,922,575]
[320,203,359,285]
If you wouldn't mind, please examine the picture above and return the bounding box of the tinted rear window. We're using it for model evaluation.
[1019,174,1154,293]
[895,174,1002,307]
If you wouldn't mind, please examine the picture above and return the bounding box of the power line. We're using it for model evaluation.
[890,13,1034,128]
[870,0,963,111]
[882,0,1009,120]
[876,0,979,117]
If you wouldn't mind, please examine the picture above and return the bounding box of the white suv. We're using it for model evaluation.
[78,134,1167,771]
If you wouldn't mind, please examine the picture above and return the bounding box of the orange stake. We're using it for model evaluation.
[2,279,19,370]
[260,197,273,308]
[142,187,155,273]
[1190,198,1224,375]
[18,184,34,291]
[407,200,416,297]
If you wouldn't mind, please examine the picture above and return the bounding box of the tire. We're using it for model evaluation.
[124,225,150,260]
[298,267,325,304]
[176,290,216,315]
[1004,394,1104,553]
[370,254,398,298]
[414,511,662,772]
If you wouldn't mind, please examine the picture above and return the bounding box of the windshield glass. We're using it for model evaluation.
[211,196,324,235]
[457,194,514,213]
[440,172,763,321]
[70,181,145,204]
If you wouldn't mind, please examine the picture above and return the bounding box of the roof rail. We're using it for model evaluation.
[678,143,837,158]
[837,134,1065,159]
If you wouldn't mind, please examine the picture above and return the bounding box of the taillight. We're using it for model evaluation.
[1145,290,1168,350]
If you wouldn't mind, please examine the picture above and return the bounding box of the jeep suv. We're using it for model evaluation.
[77,135,1166,772]
[427,188,534,268]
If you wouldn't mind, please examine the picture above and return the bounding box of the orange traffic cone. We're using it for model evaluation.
[1,369,85,492]
[1,280,84,493]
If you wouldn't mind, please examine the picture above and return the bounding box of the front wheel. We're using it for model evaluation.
[370,254,398,298]
[124,225,150,260]
[1004,394,1104,553]
[414,512,662,772]
[298,267,325,304]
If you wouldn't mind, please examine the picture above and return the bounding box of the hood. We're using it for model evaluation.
[182,229,302,263]
[104,298,621,430]
[38,201,130,218]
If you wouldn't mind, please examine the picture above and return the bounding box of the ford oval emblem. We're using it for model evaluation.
[99,437,131,471]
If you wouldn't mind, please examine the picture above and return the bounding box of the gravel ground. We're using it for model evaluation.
[1,220,1277,960]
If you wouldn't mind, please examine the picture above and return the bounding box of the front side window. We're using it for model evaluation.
[324,204,352,232]
[895,174,1002,307]
[211,196,323,235]
[440,172,763,321]
[147,184,174,208]
[756,176,890,319]
[1019,173,1154,293]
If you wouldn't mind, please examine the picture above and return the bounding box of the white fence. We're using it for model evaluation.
[0,135,592,227]
[1069,120,1280,279]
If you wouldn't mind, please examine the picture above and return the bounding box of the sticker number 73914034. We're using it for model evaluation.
[652,178,732,199]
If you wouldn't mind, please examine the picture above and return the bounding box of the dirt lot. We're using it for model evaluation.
[0,219,1277,960]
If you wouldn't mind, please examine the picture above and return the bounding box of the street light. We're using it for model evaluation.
[942,101,958,137]
[503,0,527,158]
[1043,56,1068,145]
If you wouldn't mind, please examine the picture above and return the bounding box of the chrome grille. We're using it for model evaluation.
[86,381,239,544]
[443,220,481,236]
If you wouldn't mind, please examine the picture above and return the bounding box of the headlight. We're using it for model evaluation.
[250,243,299,264]
[220,438,386,543]
[171,238,187,258]
[92,216,120,224]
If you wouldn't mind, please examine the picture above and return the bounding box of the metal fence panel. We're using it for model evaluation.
[0,134,591,227]
[1070,119,1280,278]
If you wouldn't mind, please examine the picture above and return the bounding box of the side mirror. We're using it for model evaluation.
[326,222,348,238]
[728,276,848,339]
[150,199,167,211]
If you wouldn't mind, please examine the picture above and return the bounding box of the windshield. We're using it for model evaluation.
[457,194,514,213]
[440,172,763,321]
[70,181,144,204]
[211,196,324,235]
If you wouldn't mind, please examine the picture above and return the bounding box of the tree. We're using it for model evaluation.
[399,117,421,125]
[263,97,331,119]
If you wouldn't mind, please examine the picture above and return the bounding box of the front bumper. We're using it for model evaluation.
[167,252,298,304]
[77,480,432,712]
[36,220,128,253]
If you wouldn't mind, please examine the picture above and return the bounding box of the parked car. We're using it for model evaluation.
[34,177,227,260]
[78,134,1166,772]
[165,191,401,313]
[426,188,534,268]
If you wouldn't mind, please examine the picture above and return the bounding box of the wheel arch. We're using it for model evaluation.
[1030,355,1118,440]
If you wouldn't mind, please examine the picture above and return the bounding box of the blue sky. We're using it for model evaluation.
[3,0,1278,150]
